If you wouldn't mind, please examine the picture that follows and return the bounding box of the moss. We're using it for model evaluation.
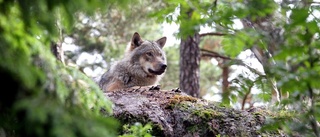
[275,110,295,118]
[192,108,223,120]
[166,95,198,109]
[169,95,198,104]
[253,108,294,119]
[186,124,198,133]
[167,95,223,120]
[149,123,165,137]
[253,112,262,116]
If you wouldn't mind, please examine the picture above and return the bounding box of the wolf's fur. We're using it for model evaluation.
[99,32,167,92]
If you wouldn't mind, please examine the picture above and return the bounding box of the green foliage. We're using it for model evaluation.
[119,123,153,137]
[64,0,165,79]
[222,30,260,58]
[2,0,319,136]
[150,0,215,38]
[152,0,320,136]
[220,1,320,136]
[269,3,320,136]
[0,0,126,136]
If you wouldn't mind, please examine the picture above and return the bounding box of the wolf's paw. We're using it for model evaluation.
[171,87,181,93]
[149,85,161,91]
[129,86,142,92]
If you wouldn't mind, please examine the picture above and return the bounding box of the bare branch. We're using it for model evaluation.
[200,49,231,59]
[200,48,265,76]
[199,32,228,37]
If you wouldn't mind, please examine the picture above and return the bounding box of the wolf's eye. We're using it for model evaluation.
[146,52,153,56]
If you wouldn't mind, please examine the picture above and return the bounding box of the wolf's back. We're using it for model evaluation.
[98,69,113,91]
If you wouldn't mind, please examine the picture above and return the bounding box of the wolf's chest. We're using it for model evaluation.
[123,75,158,88]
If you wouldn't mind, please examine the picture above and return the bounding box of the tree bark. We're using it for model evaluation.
[221,61,229,93]
[50,42,65,65]
[105,86,286,137]
[179,33,200,97]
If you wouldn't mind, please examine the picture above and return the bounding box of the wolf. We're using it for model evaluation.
[99,32,167,92]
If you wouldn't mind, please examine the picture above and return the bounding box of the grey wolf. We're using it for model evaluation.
[99,32,167,92]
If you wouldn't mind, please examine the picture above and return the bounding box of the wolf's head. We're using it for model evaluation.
[126,32,167,76]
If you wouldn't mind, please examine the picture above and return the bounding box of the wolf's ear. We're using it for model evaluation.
[131,32,143,48]
[156,37,167,49]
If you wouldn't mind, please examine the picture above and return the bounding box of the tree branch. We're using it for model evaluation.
[200,49,231,60]
[199,32,228,37]
[200,48,265,77]
[50,42,65,65]
[242,85,253,110]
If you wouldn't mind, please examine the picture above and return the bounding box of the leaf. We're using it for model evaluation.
[290,8,309,26]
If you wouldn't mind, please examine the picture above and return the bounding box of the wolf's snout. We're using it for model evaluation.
[160,64,167,70]
[148,63,167,75]
[157,63,167,73]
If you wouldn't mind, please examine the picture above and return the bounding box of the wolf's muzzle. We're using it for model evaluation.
[148,64,167,75]
[160,64,167,70]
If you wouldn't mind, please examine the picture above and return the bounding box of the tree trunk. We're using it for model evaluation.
[221,61,229,93]
[179,33,200,97]
[106,86,287,137]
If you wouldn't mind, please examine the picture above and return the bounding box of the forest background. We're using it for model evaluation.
[0,0,320,136]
